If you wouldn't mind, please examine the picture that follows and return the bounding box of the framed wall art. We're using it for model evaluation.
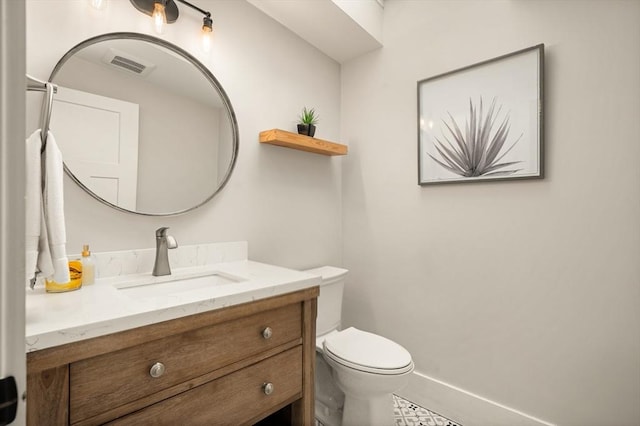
[417,44,544,185]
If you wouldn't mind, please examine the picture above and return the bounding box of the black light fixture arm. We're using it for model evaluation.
[175,0,211,19]
[129,0,213,34]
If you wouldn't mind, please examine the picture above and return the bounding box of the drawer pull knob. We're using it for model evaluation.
[262,327,273,339]
[149,362,166,378]
[263,382,274,395]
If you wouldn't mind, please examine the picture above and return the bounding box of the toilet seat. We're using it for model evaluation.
[316,329,340,351]
[322,327,414,375]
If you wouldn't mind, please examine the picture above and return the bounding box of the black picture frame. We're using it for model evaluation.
[418,44,544,185]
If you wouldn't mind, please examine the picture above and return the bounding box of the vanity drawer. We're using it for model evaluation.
[107,346,302,426]
[70,303,302,424]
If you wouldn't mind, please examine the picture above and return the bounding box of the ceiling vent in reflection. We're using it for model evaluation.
[111,55,146,74]
[102,48,156,77]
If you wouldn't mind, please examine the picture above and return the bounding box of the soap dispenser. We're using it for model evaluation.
[81,244,95,285]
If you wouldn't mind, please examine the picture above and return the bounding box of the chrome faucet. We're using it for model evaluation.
[152,227,178,276]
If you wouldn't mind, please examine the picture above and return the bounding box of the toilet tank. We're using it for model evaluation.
[304,266,349,337]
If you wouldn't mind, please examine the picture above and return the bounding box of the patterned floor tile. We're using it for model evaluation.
[394,395,461,426]
[316,394,461,426]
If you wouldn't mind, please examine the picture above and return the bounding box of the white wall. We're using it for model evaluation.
[26,0,343,269]
[331,0,384,43]
[341,1,640,426]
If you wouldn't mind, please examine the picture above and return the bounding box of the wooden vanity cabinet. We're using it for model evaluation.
[26,287,318,426]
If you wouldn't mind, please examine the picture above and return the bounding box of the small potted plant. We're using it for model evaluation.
[297,107,319,137]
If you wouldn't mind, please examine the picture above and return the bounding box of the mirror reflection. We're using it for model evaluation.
[49,33,238,216]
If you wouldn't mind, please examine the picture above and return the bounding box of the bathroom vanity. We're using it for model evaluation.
[25,243,320,425]
[25,32,320,425]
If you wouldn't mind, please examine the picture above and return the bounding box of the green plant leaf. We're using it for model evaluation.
[299,107,319,125]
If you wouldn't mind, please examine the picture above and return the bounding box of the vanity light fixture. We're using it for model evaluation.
[130,0,213,51]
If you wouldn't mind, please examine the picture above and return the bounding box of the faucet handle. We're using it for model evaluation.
[166,235,178,249]
[156,227,170,238]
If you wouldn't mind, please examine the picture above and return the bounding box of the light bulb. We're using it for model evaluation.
[201,26,212,53]
[152,2,167,35]
[90,0,105,9]
[201,15,213,53]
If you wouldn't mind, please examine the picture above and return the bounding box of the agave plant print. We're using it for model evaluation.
[418,44,544,184]
[429,97,523,178]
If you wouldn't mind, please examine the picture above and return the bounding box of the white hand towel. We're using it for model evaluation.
[25,130,47,281]
[36,201,54,280]
[42,131,70,284]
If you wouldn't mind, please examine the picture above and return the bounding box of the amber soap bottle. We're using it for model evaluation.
[81,244,96,285]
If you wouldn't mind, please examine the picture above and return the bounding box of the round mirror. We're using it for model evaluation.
[49,32,238,216]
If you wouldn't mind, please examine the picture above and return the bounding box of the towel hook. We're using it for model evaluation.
[39,82,55,153]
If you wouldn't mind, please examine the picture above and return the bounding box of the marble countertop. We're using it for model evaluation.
[25,242,321,352]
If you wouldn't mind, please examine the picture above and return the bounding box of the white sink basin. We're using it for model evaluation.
[113,270,246,300]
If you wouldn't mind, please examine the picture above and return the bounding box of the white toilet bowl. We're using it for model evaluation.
[321,327,414,426]
[305,266,414,426]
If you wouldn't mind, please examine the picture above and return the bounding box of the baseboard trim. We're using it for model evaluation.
[396,370,556,426]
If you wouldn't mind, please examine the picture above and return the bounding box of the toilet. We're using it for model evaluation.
[305,266,414,426]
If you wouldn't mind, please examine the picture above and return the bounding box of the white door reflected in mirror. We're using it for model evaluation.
[52,86,139,211]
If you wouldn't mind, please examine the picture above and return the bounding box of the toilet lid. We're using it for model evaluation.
[323,327,413,375]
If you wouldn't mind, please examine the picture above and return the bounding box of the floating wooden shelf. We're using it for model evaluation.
[259,129,347,156]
